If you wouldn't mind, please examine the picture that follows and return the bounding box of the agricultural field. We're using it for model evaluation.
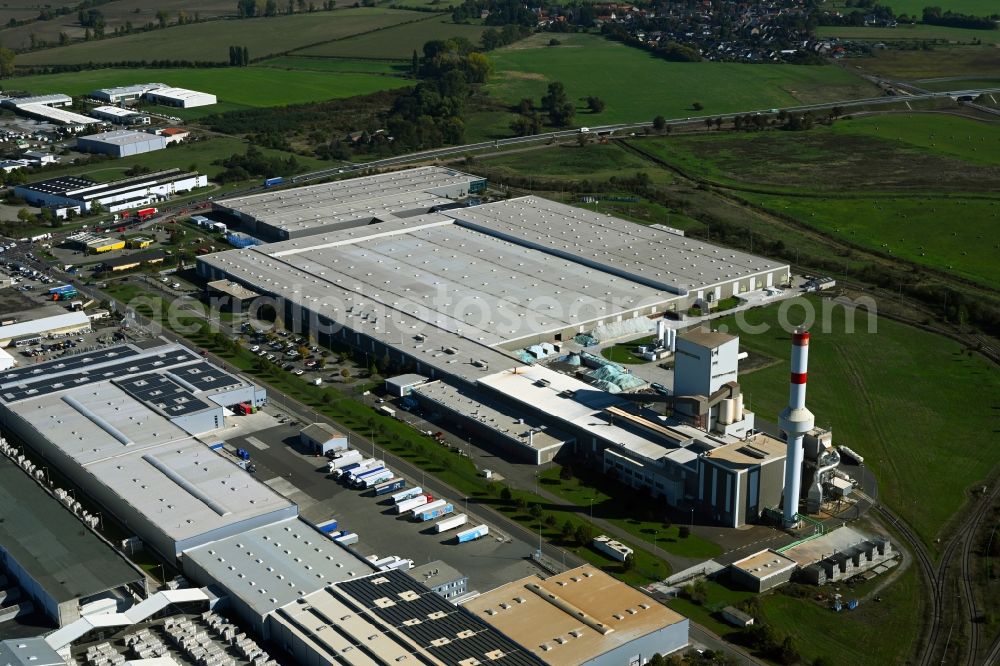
[477,142,673,184]
[741,194,999,286]
[15,8,424,65]
[816,23,1000,43]
[847,44,1000,79]
[879,0,1000,15]
[917,77,1000,91]
[292,16,488,59]
[3,67,413,116]
[0,0,239,51]
[715,296,1000,551]
[631,113,1000,191]
[479,33,879,133]
[255,56,409,75]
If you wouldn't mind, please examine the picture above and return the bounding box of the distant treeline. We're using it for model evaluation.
[922,6,998,30]
[15,60,230,76]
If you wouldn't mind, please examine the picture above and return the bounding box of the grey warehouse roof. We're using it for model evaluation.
[0,457,144,604]
[214,166,482,235]
[446,196,787,295]
[182,518,374,619]
[78,129,162,146]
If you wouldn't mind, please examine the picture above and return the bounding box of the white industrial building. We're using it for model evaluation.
[211,166,487,239]
[0,311,90,347]
[144,86,216,108]
[0,343,291,561]
[0,94,96,128]
[0,93,72,108]
[89,83,167,104]
[15,168,207,213]
[89,105,151,125]
[76,129,166,158]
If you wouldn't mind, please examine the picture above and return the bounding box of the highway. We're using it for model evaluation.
[290,86,1000,184]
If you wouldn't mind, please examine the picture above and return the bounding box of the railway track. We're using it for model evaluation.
[874,481,999,666]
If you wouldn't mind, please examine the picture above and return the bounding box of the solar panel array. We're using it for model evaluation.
[115,373,217,416]
[336,570,544,666]
[169,362,244,392]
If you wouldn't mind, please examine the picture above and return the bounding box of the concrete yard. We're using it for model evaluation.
[221,422,548,594]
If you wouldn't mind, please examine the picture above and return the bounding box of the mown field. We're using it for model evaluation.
[816,23,1000,43]
[716,296,1000,551]
[478,142,674,184]
[0,0,237,51]
[292,16,488,59]
[3,67,413,116]
[480,33,879,133]
[847,44,1000,79]
[741,193,999,286]
[918,77,1000,90]
[15,8,424,65]
[628,113,1000,286]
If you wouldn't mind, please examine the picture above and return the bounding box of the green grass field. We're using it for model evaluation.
[480,33,878,130]
[293,16,488,59]
[816,23,1000,42]
[881,0,1000,15]
[741,193,999,286]
[15,8,423,66]
[917,77,1000,90]
[759,566,923,666]
[3,67,413,116]
[715,296,1000,551]
[830,113,1000,165]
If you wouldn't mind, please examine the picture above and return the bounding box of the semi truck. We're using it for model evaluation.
[334,532,359,546]
[391,486,422,504]
[433,513,468,534]
[396,495,431,514]
[136,207,158,221]
[327,450,363,473]
[456,524,490,543]
[331,461,362,479]
[411,499,447,520]
[358,469,394,489]
[343,459,381,482]
[373,477,406,496]
[416,502,453,522]
[351,466,388,487]
[314,518,339,534]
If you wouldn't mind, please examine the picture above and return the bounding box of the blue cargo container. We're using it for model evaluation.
[374,477,405,496]
[315,518,339,534]
[264,177,284,187]
[49,284,75,294]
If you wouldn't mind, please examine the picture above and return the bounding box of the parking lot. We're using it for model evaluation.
[213,419,548,595]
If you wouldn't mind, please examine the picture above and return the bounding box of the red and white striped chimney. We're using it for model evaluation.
[780,328,816,527]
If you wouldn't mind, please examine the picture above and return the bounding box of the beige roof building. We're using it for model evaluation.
[462,565,689,665]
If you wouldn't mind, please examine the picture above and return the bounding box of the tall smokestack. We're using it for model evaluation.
[779,329,815,527]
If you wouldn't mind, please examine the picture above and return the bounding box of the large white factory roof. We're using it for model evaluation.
[0,344,293,554]
[0,311,89,344]
[10,381,291,544]
[214,166,483,234]
[183,518,375,619]
[16,103,98,126]
[447,196,786,294]
[78,129,162,146]
[0,93,72,108]
[144,86,216,107]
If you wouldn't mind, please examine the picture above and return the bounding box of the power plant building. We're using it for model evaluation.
[0,343,293,562]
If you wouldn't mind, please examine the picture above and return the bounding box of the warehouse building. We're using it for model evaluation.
[0,638,65,666]
[15,169,207,213]
[407,560,468,601]
[0,455,147,626]
[272,568,545,666]
[89,83,166,104]
[66,231,126,254]
[211,166,486,240]
[144,86,216,108]
[0,311,90,347]
[298,422,348,455]
[463,565,689,665]
[14,105,96,130]
[88,105,150,125]
[76,129,166,158]
[0,343,291,562]
[181,517,374,638]
[0,93,72,108]
[100,249,166,272]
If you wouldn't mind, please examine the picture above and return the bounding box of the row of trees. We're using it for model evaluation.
[237,0,334,17]
[214,146,301,182]
[229,45,251,66]
[509,82,606,135]
[922,6,998,30]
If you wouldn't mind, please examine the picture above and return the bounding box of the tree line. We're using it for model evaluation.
[229,45,251,66]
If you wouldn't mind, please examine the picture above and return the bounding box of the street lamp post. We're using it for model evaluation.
[689,507,694,528]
